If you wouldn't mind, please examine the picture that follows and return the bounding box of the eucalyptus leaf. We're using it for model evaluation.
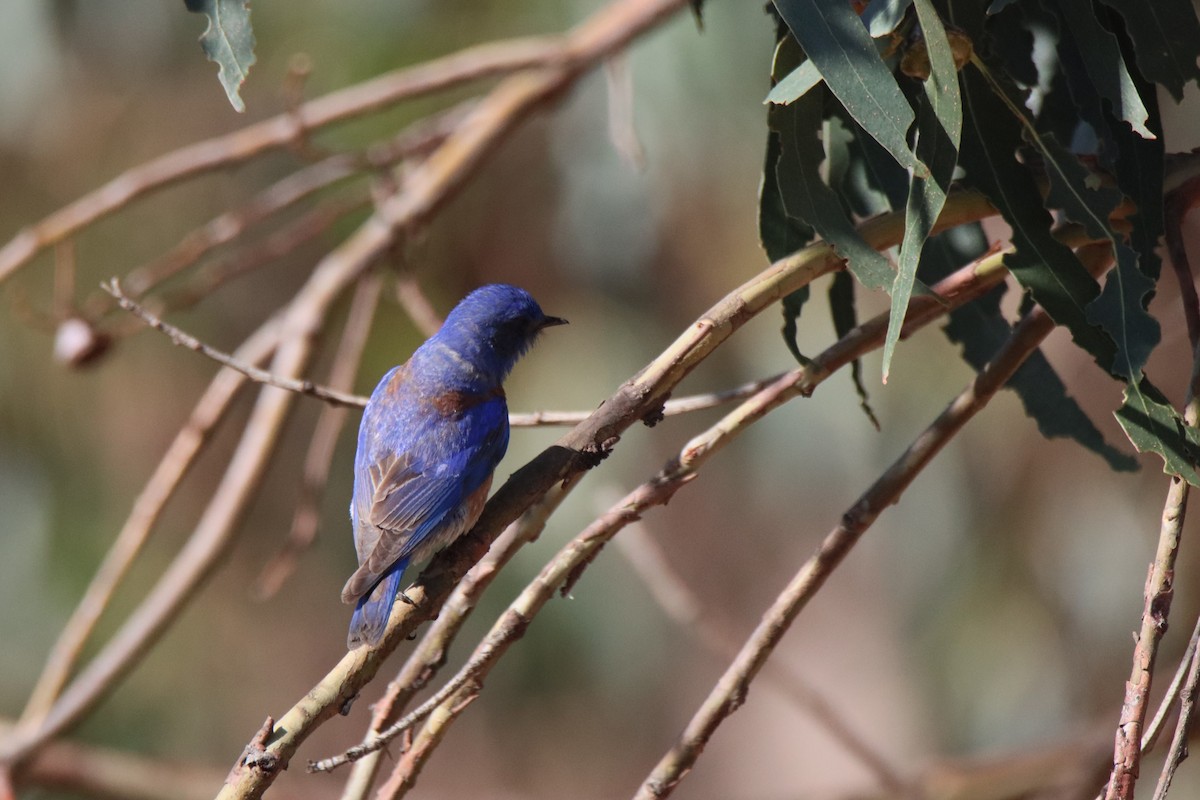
[1098,0,1200,101]
[772,0,926,175]
[1115,381,1200,486]
[184,0,256,113]
[883,0,961,380]
[828,270,880,429]
[774,90,896,292]
[1054,0,1154,139]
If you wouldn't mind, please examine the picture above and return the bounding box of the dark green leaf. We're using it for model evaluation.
[781,287,812,365]
[829,270,880,429]
[1034,135,1161,380]
[1055,0,1153,138]
[185,0,256,113]
[923,226,1137,471]
[884,0,962,380]
[773,0,926,175]
[760,130,815,263]
[1115,380,1200,486]
[954,61,1117,372]
[774,90,895,291]
[1037,130,1161,381]
[1098,0,1200,101]
[841,109,910,210]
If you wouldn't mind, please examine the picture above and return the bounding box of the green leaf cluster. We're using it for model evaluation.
[760,0,1200,482]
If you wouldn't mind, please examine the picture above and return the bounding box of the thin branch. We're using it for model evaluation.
[1105,327,1200,800]
[255,271,385,599]
[634,304,1065,799]
[392,271,444,338]
[15,314,284,729]
[613,520,904,793]
[96,103,470,314]
[0,721,228,800]
[1153,618,1200,800]
[1144,616,1200,753]
[0,37,566,285]
[2,270,341,776]
[155,193,371,314]
[103,279,366,408]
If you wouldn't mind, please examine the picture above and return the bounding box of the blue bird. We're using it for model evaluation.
[342,284,567,648]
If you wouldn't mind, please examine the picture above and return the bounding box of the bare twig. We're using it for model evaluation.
[1105,331,1200,800]
[0,720,227,800]
[156,194,371,314]
[103,279,365,408]
[98,103,470,314]
[1153,618,1200,800]
[1143,616,1200,753]
[392,271,444,338]
[613,520,904,792]
[0,37,567,284]
[255,271,385,599]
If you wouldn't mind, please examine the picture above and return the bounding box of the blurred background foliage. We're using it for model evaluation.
[2,1,1200,798]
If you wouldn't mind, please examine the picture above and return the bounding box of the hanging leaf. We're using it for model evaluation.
[955,63,1116,372]
[882,0,962,381]
[1054,0,1154,139]
[772,0,926,176]
[184,0,257,113]
[1033,135,1161,381]
[774,89,896,292]
[1097,0,1200,101]
[1115,381,1200,486]
[828,270,880,428]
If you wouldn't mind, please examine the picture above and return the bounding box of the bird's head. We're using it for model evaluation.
[429,284,567,386]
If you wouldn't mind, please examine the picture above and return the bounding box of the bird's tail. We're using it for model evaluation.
[347,562,406,649]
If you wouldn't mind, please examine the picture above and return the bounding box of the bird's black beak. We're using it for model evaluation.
[539,316,569,330]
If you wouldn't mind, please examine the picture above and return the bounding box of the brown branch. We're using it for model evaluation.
[0,721,229,800]
[1,254,346,775]
[1104,328,1200,800]
[98,103,469,314]
[612,520,904,793]
[392,271,444,338]
[0,38,566,285]
[255,271,385,599]
[103,279,366,408]
[1152,618,1200,800]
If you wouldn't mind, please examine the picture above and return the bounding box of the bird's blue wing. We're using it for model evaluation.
[347,393,509,597]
